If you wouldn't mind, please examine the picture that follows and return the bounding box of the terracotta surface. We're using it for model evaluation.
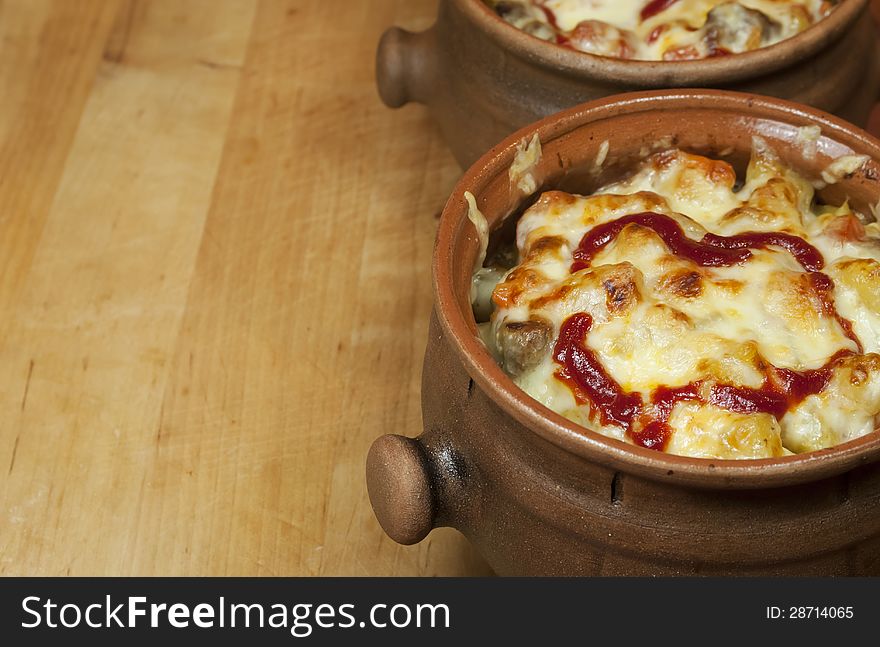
[367,90,880,575]
[0,0,492,577]
[378,0,880,167]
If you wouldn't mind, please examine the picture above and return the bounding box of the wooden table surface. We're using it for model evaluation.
[1,0,878,577]
[0,0,492,576]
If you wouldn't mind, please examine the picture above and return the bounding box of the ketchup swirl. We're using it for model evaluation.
[570,212,824,273]
[553,314,855,452]
[570,211,859,349]
[537,4,571,46]
[647,25,666,44]
[809,272,863,353]
[640,0,681,21]
[538,4,560,30]
[552,209,863,452]
[701,231,824,273]
[635,383,701,450]
[553,313,643,431]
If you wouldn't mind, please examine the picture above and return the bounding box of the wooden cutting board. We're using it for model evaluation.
[0,0,490,576]
[0,0,877,576]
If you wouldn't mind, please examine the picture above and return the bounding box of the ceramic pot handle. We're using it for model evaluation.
[366,434,440,545]
[375,26,437,108]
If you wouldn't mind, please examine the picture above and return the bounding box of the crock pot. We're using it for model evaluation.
[367,90,880,575]
[377,0,880,167]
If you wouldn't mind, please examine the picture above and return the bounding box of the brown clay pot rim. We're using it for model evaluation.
[433,89,880,489]
[460,0,868,87]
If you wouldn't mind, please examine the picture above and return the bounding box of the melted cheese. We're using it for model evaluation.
[484,0,832,60]
[481,145,880,459]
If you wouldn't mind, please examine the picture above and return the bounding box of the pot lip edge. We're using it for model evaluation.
[431,88,880,490]
[450,0,869,86]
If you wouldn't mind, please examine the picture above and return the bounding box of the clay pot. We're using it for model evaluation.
[366,90,880,575]
[376,0,880,168]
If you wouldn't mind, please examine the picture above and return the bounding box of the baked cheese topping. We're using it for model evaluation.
[484,0,834,60]
[477,144,880,459]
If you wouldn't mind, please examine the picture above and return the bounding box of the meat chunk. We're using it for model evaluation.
[498,318,553,377]
[704,2,780,53]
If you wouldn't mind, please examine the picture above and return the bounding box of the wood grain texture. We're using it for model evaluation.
[0,0,490,576]
[0,0,876,577]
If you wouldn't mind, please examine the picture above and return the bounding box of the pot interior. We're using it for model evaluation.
[436,90,880,486]
[460,0,869,86]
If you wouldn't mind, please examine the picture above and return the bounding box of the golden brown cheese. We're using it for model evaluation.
[479,144,880,459]
[484,0,834,60]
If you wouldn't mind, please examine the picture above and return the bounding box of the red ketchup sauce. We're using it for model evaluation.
[570,212,824,272]
[809,272,864,352]
[552,212,862,452]
[647,25,666,44]
[553,313,643,431]
[554,315,855,452]
[537,4,571,46]
[640,0,681,21]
